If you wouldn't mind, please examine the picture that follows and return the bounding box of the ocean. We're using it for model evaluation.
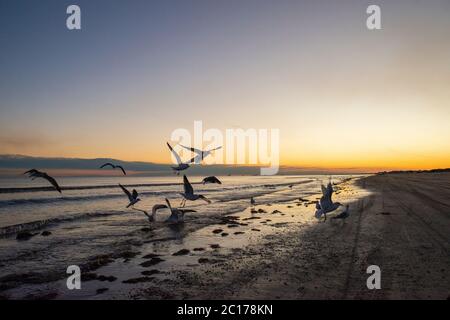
[0,174,352,295]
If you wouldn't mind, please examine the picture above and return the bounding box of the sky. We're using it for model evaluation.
[1,0,450,171]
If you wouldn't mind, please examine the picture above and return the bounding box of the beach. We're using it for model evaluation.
[129,173,449,300]
[0,173,448,300]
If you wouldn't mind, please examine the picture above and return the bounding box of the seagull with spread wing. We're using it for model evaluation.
[119,184,141,208]
[132,204,168,222]
[100,162,126,175]
[202,176,222,185]
[180,175,211,207]
[24,169,62,193]
[167,142,196,175]
[164,198,196,223]
[179,144,222,164]
[315,182,343,221]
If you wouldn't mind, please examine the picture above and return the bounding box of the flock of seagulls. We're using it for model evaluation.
[118,143,220,222]
[23,145,349,225]
[23,143,222,224]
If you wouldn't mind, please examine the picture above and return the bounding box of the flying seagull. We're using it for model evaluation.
[332,204,350,222]
[132,204,168,222]
[167,142,196,175]
[100,162,126,175]
[165,198,196,223]
[315,182,343,221]
[24,169,62,193]
[180,175,211,207]
[119,184,141,208]
[179,144,222,164]
[202,176,222,185]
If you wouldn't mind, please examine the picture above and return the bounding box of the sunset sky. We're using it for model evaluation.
[1,0,450,171]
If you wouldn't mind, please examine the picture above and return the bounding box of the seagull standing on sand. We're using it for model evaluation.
[132,204,168,222]
[180,175,211,207]
[24,169,62,193]
[119,184,141,208]
[179,144,222,164]
[315,182,343,221]
[167,142,195,175]
[100,163,126,175]
[202,176,222,185]
[165,198,196,223]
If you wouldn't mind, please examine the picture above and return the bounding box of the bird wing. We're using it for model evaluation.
[24,169,39,175]
[43,174,62,193]
[183,175,194,195]
[203,176,213,183]
[200,195,211,203]
[100,163,114,169]
[179,144,203,155]
[326,182,334,202]
[321,184,327,196]
[119,184,132,201]
[152,204,168,212]
[315,208,324,219]
[327,182,333,195]
[319,194,331,211]
[205,176,221,184]
[164,198,173,211]
[132,207,149,217]
[207,146,222,152]
[116,165,127,175]
[167,142,182,165]
[180,209,196,213]
[188,154,202,164]
[132,189,138,199]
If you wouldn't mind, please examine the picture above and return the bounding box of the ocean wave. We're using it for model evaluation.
[0,180,314,208]
[0,179,313,194]
[0,182,186,194]
[0,211,124,237]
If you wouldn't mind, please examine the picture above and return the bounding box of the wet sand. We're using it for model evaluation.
[2,173,449,300]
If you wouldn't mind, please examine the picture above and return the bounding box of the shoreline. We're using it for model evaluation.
[1,173,449,299]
